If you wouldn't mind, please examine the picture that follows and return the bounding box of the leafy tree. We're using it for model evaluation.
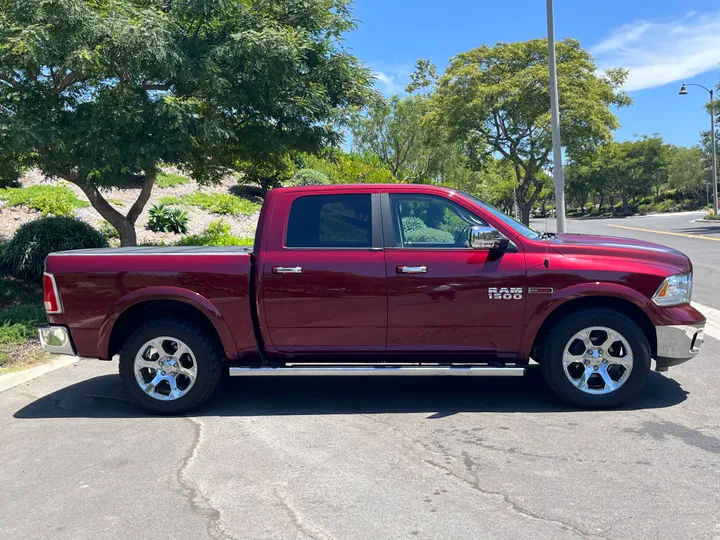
[423,39,630,224]
[350,94,447,182]
[668,146,706,201]
[0,0,371,245]
[565,163,592,211]
[303,152,396,184]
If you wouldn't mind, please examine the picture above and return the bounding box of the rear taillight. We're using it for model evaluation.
[43,272,63,314]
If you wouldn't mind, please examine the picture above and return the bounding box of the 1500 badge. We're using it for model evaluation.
[488,287,523,300]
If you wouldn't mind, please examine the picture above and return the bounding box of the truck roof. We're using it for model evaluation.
[271,184,456,193]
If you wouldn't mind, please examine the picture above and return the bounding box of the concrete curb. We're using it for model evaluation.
[0,355,79,394]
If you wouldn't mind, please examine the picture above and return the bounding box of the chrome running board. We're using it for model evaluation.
[229,366,525,377]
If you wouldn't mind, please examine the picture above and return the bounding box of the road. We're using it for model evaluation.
[1,210,720,540]
[533,211,720,309]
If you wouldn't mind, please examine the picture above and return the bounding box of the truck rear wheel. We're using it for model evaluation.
[119,318,223,414]
[540,309,651,408]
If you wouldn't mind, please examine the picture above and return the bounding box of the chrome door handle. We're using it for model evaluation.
[397,266,427,274]
[273,266,303,274]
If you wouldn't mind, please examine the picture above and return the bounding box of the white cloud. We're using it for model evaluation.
[591,11,720,92]
[370,64,411,95]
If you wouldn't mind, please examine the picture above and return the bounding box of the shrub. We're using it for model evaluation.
[0,185,89,216]
[160,192,259,216]
[291,169,330,186]
[638,204,652,215]
[1,216,108,282]
[98,220,120,239]
[655,199,675,213]
[401,216,425,234]
[0,304,47,345]
[156,172,190,188]
[177,220,254,246]
[148,203,190,234]
[405,227,454,243]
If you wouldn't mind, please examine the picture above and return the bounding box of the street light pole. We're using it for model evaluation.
[679,83,718,216]
[712,90,718,217]
[546,0,567,233]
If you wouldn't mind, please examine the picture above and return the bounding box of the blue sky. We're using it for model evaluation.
[343,0,720,148]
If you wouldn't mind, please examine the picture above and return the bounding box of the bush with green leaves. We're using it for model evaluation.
[156,172,190,188]
[1,217,108,282]
[177,220,254,246]
[292,169,330,186]
[160,193,259,216]
[405,228,454,243]
[401,217,426,234]
[0,185,89,216]
[98,220,120,239]
[655,199,675,213]
[148,203,190,234]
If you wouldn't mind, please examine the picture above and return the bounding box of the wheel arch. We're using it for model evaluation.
[526,295,657,362]
[99,290,235,360]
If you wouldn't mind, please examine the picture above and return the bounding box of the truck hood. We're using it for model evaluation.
[549,233,692,273]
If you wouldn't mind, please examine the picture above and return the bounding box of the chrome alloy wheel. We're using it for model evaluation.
[562,326,633,395]
[133,337,197,401]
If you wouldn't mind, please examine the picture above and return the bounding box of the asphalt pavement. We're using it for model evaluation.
[2,210,720,540]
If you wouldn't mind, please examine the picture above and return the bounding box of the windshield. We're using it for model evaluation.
[459,192,542,240]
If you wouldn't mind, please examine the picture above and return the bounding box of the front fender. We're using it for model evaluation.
[519,282,656,359]
[96,286,236,359]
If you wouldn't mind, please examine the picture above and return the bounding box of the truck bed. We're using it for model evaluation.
[45,246,256,360]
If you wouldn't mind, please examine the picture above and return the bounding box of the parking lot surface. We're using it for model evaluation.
[2,337,720,540]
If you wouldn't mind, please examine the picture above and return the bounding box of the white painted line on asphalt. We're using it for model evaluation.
[692,302,720,341]
[0,355,79,394]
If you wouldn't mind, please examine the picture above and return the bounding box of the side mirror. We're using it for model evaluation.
[469,225,510,251]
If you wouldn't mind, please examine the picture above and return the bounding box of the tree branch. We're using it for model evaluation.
[142,81,174,91]
[56,71,82,93]
[126,172,156,224]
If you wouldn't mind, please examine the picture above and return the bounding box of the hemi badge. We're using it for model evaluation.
[528,287,554,294]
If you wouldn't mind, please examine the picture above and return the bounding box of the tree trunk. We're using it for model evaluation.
[598,193,604,215]
[61,172,156,247]
[520,204,531,226]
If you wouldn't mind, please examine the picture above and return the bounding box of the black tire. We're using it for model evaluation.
[540,308,651,408]
[119,318,223,414]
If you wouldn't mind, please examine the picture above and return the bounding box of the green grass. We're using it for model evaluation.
[177,220,254,246]
[0,276,47,370]
[159,192,259,216]
[0,185,89,216]
[156,172,190,188]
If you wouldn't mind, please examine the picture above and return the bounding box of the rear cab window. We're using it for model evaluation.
[286,194,373,248]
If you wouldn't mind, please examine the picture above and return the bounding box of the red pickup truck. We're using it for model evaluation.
[38,184,705,413]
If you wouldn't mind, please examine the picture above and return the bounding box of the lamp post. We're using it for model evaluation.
[546,0,567,233]
[679,83,718,216]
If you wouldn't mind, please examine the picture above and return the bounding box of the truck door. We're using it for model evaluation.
[259,190,387,354]
[381,191,527,356]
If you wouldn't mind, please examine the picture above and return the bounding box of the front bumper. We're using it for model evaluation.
[655,323,704,371]
[38,326,76,356]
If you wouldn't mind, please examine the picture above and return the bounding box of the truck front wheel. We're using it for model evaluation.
[119,318,223,414]
[540,309,651,408]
